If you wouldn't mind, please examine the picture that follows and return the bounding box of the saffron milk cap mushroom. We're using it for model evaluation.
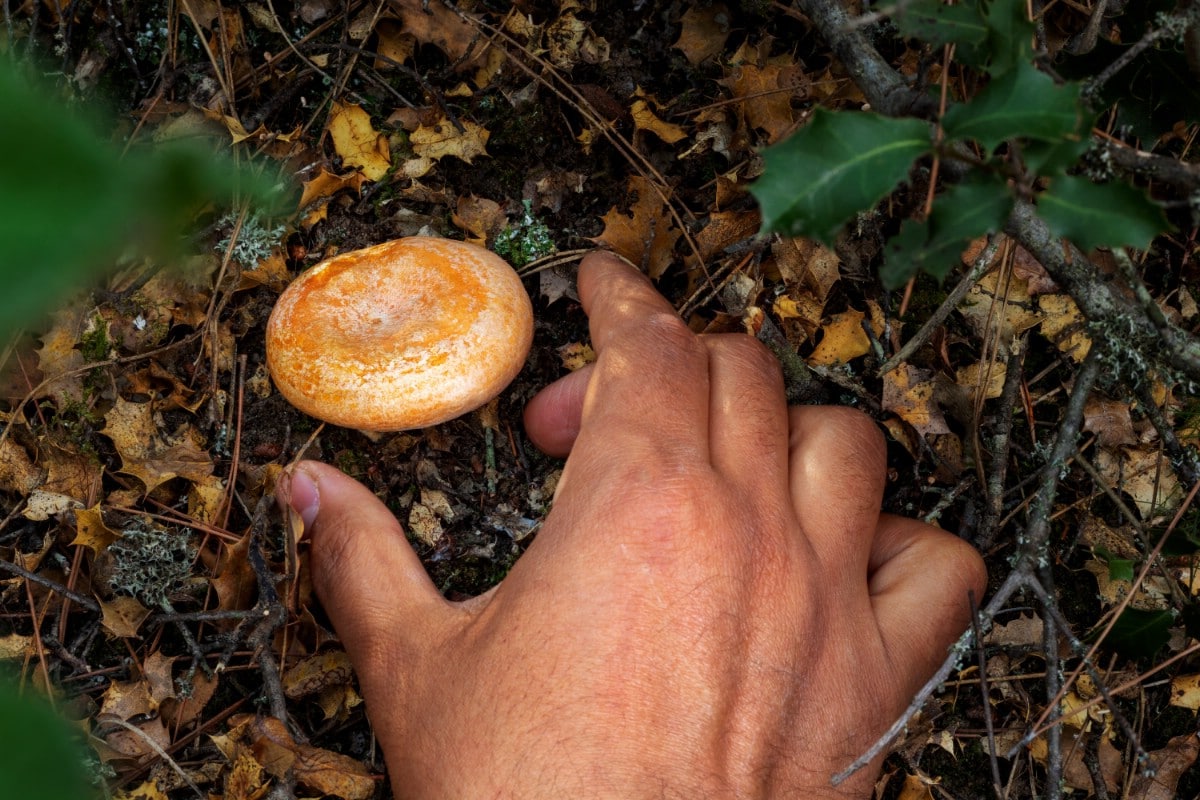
[266,236,534,431]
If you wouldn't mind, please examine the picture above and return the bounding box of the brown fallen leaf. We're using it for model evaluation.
[883,364,951,437]
[1083,396,1137,449]
[1128,733,1200,800]
[1095,445,1182,519]
[0,436,42,494]
[411,117,490,164]
[0,632,32,660]
[100,397,215,493]
[72,505,121,556]
[1169,673,1200,711]
[591,175,681,280]
[99,596,152,638]
[251,716,376,800]
[299,167,367,210]
[1039,293,1092,362]
[719,61,806,144]
[35,305,90,404]
[673,3,731,65]
[958,268,1042,349]
[452,194,506,246]
[97,679,170,762]
[631,92,688,145]
[283,649,355,699]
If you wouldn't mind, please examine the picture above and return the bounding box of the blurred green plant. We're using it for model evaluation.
[0,677,97,800]
[749,0,1172,289]
[493,199,556,268]
[0,63,283,340]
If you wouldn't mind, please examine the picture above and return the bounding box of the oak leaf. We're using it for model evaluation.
[101,397,214,493]
[720,62,806,144]
[299,167,367,209]
[283,650,355,699]
[809,309,870,366]
[72,505,120,555]
[327,100,391,181]
[99,596,151,638]
[591,175,681,280]
[411,118,490,164]
[883,364,951,437]
[673,4,731,65]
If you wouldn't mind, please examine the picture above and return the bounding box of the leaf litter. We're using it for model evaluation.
[1,1,1199,798]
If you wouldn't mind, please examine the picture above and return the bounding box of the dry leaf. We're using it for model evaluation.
[327,100,391,181]
[97,679,170,761]
[770,237,840,304]
[1084,397,1138,449]
[250,716,375,800]
[958,269,1041,349]
[956,361,1006,404]
[896,774,935,800]
[673,3,731,65]
[113,779,169,800]
[809,309,870,366]
[452,194,506,245]
[1039,293,1092,361]
[631,94,688,144]
[35,305,89,404]
[411,118,490,164]
[883,364,951,437]
[101,397,214,493]
[720,62,805,144]
[207,531,256,613]
[1128,733,1200,800]
[1095,445,1182,518]
[0,437,42,494]
[558,342,595,371]
[984,613,1044,648]
[392,0,484,67]
[591,175,681,280]
[100,596,152,638]
[299,167,367,209]
[283,650,355,699]
[0,632,32,660]
[1170,674,1200,711]
[73,505,121,555]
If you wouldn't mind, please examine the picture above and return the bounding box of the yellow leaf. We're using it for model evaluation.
[100,596,151,638]
[557,342,595,371]
[299,167,367,209]
[1095,445,1182,519]
[327,100,391,181]
[410,118,490,164]
[1039,293,1092,361]
[283,650,355,699]
[72,505,120,555]
[0,437,42,494]
[631,98,688,144]
[897,774,935,800]
[1170,673,1200,711]
[0,632,32,660]
[113,779,169,800]
[809,309,869,366]
[883,364,951,436]
[955,362,1006,403]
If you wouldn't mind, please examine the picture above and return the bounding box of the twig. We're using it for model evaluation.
[96,715,205,800]
[0,558,101,612]
[969,592,1004,799]
[1133,381,1200,490]
[1084,2,1200,97]
[879,237,1001,376]
[977,338,1025,549]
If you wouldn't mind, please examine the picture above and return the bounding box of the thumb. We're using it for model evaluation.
[869,515,986,689]
[281,461,451,657]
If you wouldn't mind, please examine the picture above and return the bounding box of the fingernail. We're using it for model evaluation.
[288,468,320,531]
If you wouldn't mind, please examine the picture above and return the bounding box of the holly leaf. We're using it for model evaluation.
[1039,176,1171,252]
[942,61,1084,153]
[881,172,1013,287]
[979,0,1035,75]
[1103,606,1173,660]
[893,0,987,55]
[1022,136,1091,177]
[752,109,931,243]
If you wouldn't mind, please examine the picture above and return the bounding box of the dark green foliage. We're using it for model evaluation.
[751,0,1170,288]
[0,64,283,340]
[0,680,96,800]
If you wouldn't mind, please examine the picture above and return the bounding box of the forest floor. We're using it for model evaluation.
[3,1,1200,798]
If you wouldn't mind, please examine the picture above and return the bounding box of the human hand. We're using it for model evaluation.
[278,252,986,799]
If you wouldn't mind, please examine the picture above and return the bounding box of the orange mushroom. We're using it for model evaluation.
[266,237,534,431]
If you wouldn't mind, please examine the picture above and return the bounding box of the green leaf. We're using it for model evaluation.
[1103,607,1173,660]
[0,681,97,800]
[1095,547,1136,582]
[979,0,1035,75]
[1039,176,1170,252]
[751,109,931,243]
[942,61,1084,153]
[893,0,988,51]
[0,65,283,341]
[1021,137,1091,177]
[881,173,1013,287]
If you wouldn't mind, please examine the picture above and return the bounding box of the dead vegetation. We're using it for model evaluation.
[2,1,1200,798]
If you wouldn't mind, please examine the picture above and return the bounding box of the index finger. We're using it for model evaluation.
[571,251,710,466]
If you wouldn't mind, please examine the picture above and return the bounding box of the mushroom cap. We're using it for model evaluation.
[266,237,533,431]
